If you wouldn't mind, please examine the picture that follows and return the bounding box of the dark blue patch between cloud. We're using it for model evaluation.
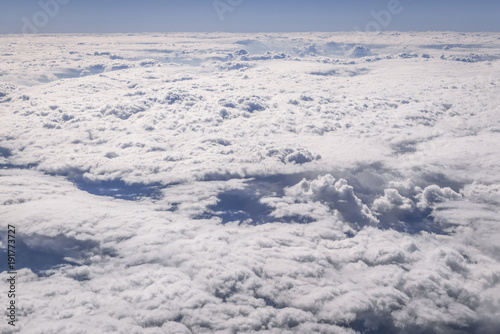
[71,178,163,201]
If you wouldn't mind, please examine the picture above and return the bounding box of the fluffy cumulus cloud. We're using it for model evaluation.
[284,175,379,227]
[1,32,500,333]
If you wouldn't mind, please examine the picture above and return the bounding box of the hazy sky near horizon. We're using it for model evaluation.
[0,0,499,34]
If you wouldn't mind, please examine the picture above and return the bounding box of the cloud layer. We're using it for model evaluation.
[1,32,500,333]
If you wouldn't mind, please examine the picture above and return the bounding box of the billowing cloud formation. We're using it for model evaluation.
[1,169,499,333]
[262,174,379,230]
[285,175,379,227]
[1,32,500,333]
[371,180,462,233]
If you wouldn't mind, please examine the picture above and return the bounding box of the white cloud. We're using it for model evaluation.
[1,32,500,333]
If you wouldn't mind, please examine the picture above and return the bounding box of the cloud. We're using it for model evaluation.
[282,174,379,228]
[1,32,500,334]
[2,168,500,333]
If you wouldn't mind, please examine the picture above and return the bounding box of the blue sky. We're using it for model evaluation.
[0,0,498,34]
